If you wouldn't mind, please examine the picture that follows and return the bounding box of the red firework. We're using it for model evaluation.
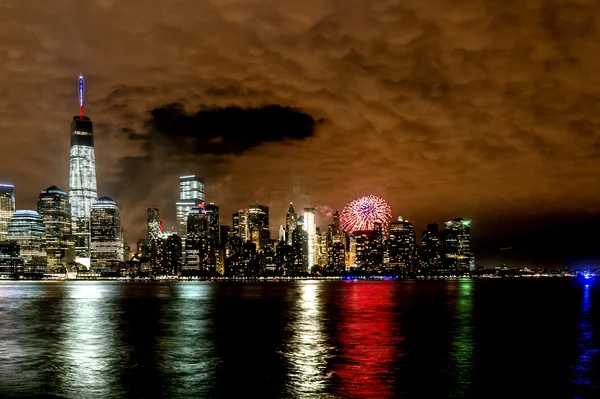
[340,195,392,233]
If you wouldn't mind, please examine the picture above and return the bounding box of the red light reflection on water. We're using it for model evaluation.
[331,282,405,398]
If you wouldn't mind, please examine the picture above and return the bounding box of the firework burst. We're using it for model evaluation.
[340,195,392,233]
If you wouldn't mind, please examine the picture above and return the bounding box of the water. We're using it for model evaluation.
[0,279,598,398]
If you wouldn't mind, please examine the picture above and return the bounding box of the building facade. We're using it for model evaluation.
[7,210,46,273]
[303,207,318,267]
[443,218,474,272]
[386,217,419,273]
[0,184,15,241]
[285,202,297,245]
[37,186,74,269]
[176,175,204,237]
[249,204,269,248]
[147,208,161,241]
[90,197,123,272]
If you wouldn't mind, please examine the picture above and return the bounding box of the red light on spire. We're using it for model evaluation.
[159,220,163,233]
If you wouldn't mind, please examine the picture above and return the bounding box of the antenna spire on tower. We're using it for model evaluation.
[79,75,84,118]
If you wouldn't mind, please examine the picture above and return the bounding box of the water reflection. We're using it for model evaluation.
[58,282,124,396]
[447,280,476,397]
[572,284,600,398]
[332,282,403,398]
[285,281,332,397]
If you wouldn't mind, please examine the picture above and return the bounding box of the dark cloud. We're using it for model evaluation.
[140,103,322,155]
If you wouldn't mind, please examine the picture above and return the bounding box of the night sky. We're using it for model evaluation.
[1,0,599,267]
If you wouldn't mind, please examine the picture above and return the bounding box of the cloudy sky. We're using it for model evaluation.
[1,0,600,267]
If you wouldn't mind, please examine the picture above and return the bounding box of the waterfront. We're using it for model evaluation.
[0,279,598,398]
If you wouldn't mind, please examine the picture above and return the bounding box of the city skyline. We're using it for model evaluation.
[1,1,600,268]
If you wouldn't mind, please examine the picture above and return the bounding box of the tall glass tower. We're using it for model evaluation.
[176,175,204,236]
[0,184,15,241]
[68,75,97,268]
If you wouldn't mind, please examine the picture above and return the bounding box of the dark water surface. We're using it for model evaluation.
[0,280,598,398]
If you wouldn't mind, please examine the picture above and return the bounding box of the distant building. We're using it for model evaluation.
[7,210,46,273]
[184,207,215,273]
[163,234,182,276]
[235,209,249,242]
[327,242,346,273]
[443,218,474,272]
[90,197,123,273]
[37,186,74,269]
[303,207,318,267]
[176,175,204,237]
[147,208,160,240]
[327,210,343,245]
[354,225,384,272]
[0,184,15,241]
[205,203,219,244]
[0,241,23,277]
[386,217,419,273]
[249,204,269,247]
[69,77,98,267]
[291,221,308,274]
[285,202,297,245]
[421,223,441,271]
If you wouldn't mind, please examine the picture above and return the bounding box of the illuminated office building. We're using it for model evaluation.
[249,204,269,247]
[176,175,204,236]
[386,217,419,273]
[285,203,297,245]
[291,221,308,274]
[327,210,343,245]
[354,224,384,272]
[303,207,318,267]
[327,242,346,273]
[37,186,74,269]
[90,197,123,272]
[184,207,215,273]
[421,223,441,271]
[235,209,249,242]
[443,218,474,272]
[205,203,219,244]
[147,208,161,240]
[7,210,46,272]
[69,76,97,267]
[0,184,15,241]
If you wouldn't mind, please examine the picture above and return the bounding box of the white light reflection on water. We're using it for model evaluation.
[285,281,333,398]
[58,282,124,396]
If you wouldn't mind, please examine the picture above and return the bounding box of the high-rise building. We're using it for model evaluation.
[0,241,23,277]
[176,175,204,236]
[0,184,15,241]
[285,202,297,245]
[386,217,419,273]
[235,209,249,242]
[37,186,74,269]
[278,225,286,242]
[355,225,384,272]
[163,234,182,276]
[7,210,46,273]
[291,220,308,274]
[249,204,269,247]
[147,208,161,241]
[443,218,474,272]
[303,207,318,267]
[69,76,97,267]
[90,197,123,272]
[184,207,215,273]
[327,242,346,273]
[421,223,441,271]
[327,210,343,245]
[205,203,219,244]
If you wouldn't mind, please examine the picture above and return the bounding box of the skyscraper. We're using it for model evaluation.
[147,208,161,241]
[249,204,269,248]
[184,207,215,273]
[236,209,249,242]
[37,186,74,269]
[355,224,384,272]
[303,207,318,267]
[7,210,46,273]
[443,218,474,272]
[0,184,15,241]
[386,217,419,273]
[205,203,220,244]
[285,202,297,245]
[421,223,441,271]
[69,76,97,267]
[291,222,308,274]
[327,210,343,245]
[90,197,123,272]
[176,175,204,236]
